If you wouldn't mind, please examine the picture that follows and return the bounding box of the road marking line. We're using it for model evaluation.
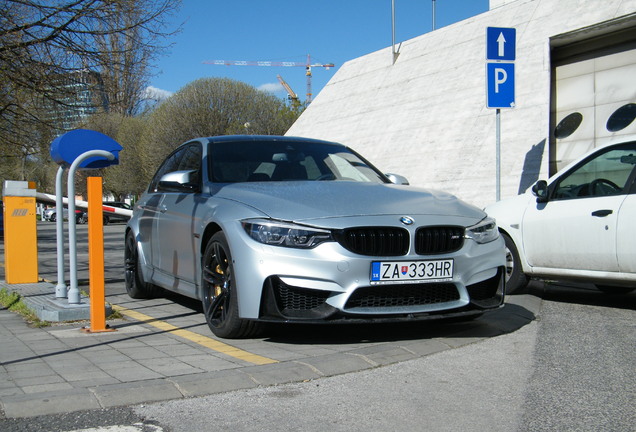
[112,304,277,365]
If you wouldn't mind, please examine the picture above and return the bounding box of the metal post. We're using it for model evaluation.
[496,108,501,201]
[392,0,397,64]
[432,0,436,31]
[67,150,115,304]
[55,166,67,298]
[83,176,115,333]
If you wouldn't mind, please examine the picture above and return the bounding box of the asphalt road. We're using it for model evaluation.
[1,221,634,431]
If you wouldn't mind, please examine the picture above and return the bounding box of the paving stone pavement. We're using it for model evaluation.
[0,280,541,419]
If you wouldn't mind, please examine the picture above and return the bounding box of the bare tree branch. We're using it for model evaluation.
[0,0,181,185]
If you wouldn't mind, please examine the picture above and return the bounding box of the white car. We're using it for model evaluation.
[42,207,68,222]
[486,140,636,294]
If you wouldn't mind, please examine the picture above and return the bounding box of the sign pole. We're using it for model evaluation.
[496,108,501,201]
[486,27,516,202]
[66,150,115,304]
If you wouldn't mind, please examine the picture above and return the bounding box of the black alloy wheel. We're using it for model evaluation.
[202,232,260,339]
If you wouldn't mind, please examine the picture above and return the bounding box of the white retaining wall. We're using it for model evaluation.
[287,0,636,208]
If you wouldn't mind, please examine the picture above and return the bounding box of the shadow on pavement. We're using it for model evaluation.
[519,280,635,311]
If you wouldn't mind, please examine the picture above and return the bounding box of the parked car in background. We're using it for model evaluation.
[486,140,636,294]
[75,202,132,225]
[43,207,86,224]
[102,201,132,225]
[42,207,57,221]
[43,207,68,222]
[125,135,506,338]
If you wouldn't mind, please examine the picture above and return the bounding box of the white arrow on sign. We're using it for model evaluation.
[497,32,506,57]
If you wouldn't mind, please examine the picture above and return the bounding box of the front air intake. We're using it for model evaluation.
[334,227,409,256]
[415,226,464,254]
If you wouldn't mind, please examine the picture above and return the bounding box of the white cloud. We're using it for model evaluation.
[144,86,173,101]
[258,82,284,94]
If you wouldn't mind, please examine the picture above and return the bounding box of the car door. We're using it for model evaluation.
[522,143,636,273]
[617,174,636,274]
[139,150,186,272]
[154,143,203,294]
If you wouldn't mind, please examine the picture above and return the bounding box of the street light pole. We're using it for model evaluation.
[432,0,436,31]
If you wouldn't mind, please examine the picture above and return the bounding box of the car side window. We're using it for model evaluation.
[553,144,636,200]
[148,143,202,192]
[176,144,202,187]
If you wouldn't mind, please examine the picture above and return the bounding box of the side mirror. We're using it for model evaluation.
[385,173,409,185]
[532,180,549,203]
[158,170,199,192]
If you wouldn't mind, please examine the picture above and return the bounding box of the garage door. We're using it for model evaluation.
[552,30,636,173]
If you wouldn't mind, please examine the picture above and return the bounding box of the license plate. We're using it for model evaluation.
[371,259,454,283]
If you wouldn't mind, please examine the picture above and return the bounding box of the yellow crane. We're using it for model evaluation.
[276,74,300,108]
[203,54,334,103]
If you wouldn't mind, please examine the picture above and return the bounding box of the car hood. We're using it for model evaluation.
[213,182,485,224]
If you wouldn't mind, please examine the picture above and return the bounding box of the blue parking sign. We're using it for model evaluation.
[487,27,516,61]
[487,63,515,108]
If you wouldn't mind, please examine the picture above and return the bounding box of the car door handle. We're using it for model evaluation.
[159,205,168,213]
[591,209,613,217]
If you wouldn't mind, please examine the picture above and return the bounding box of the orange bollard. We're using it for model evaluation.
[83,176,116,333]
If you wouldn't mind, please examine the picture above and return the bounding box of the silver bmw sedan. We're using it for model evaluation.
[125,135,505,338]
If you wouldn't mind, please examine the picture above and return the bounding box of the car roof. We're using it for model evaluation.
[194,135,346,148]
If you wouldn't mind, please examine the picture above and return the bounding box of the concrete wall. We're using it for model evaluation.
[490,0,521,9]
[287,0,636,208]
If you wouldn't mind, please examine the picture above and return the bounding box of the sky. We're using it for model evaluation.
[148,0,490,103]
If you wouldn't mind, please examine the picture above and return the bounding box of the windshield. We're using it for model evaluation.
[208,140,387,184]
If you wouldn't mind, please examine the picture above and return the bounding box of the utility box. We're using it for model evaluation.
[3,180,38,283]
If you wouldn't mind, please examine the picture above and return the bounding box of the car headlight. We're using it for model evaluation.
[242,219,333,248]
[465,217,499,244]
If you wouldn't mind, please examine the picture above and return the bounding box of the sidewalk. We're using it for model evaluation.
[0,280,541,419]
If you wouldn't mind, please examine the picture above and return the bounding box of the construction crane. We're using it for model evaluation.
[276,74,300,108]
[203,54,334,103]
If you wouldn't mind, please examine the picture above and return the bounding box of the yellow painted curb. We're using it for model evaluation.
[112,304,277,365]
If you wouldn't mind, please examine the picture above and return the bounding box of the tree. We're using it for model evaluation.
[139,78,301,185]
[83,112,150,199]
[77,78,302,198]
[0,0,181,187]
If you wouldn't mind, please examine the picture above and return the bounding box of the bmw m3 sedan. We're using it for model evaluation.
[125,135,505,338]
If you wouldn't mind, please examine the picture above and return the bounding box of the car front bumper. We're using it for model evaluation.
[226,223,506,323]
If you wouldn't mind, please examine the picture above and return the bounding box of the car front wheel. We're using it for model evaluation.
[502,232,529,294]
[202,232,261,339]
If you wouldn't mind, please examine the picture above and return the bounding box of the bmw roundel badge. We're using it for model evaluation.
[400,216,414,225]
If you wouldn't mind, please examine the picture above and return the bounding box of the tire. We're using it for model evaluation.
[50,213,56,222]
[103,215,110,226]
[596,285,635,295]
[124,231,161,299]
[502,232,529,294]
[201,232,261,339]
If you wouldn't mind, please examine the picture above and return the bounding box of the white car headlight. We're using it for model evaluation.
[242,219,333,249]
[465,217,499,244]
